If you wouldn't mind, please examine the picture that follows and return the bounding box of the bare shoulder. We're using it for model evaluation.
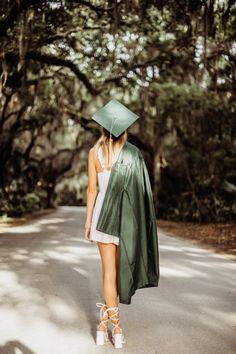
[88,146,95,161]
[88,144,99,161]
[89,146,95,154]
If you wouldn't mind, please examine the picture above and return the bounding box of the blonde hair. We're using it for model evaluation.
[94,128,128,170]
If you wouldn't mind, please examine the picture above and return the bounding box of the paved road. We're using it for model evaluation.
[0,206,235,354]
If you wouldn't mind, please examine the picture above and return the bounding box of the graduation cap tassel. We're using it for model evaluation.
[109,132,112,170]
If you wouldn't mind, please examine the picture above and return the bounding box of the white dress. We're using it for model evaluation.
[89,145,120,245]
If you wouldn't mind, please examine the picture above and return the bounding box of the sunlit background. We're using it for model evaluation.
[0,0,235,223]
[0,2,236,353]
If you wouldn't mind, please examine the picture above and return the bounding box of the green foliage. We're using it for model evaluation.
[55,185,83,206]
[22,192,41,211]
[154,84,236,222]
[0,1,235,222]
[0,189,47,217]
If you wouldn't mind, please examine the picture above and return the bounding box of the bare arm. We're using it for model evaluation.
[85,147,97,232]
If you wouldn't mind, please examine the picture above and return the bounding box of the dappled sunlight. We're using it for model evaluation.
[0,207,78,236]
[179,246,210,253]
[0,269,80,324]
[0,271,19,297]
[155,230,236,345]
[0,207,235,353]
[36,217,68,225]
[201,307,236,327]
[72,266,91,277]
[16,248,28,254]
[0,271,47,315]
[0,217,71,235]
[28,258,48,265]
[160,265,209,278]
[159,244,183,252]
[47,296,78,322]
[190,259,236,271]
[11,253,29,261]
[185,252,209,257]
[47,239,60,244]
[0,224,42,234]
[44,249,83,263]
[159,231,236,288]
[1,0,235,350]
[0,207,103,354]
[47,224,60,230]
[0,314,96,354]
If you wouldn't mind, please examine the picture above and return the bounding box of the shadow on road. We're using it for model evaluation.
[0,206,235,354]
[0,340,36,354]
[0,207,102,347]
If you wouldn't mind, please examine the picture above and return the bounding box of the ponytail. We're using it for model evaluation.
[94,128,127,171]
[108,132,113,170]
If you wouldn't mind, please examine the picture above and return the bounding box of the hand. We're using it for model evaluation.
[85,226,91,241]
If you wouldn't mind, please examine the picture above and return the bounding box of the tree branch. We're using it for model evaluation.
[67,0,113,15]
[0,0,43,37]
[26,51,98,94]
[0,0,112,38]
[5,51,99,94]
[104,58,161,83]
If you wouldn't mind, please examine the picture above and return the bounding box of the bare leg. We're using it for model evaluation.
[97,242,122,334]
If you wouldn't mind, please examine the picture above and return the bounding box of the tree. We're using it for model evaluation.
[0,0,235,220]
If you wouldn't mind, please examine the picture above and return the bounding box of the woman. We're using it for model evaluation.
[85,99,160,349]
[85,126,127,348]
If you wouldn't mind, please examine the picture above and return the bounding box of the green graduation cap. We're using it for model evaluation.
[92,98,139,137]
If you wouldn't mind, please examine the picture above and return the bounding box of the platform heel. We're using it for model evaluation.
[95,302,109,345]
[107,306,125,349]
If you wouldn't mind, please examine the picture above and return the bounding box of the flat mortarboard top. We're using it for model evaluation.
[92,98,139,137]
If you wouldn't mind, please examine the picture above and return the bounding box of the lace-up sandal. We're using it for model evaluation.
[107,306,125,349]
[95,302,109,345]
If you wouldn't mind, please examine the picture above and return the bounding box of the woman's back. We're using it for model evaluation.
[89,142,120,246]
[96,141,125,192]
[96,144,112,193]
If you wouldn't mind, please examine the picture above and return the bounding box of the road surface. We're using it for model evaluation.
[0,206,235,354]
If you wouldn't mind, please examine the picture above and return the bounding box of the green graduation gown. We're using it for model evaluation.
[96,141,160,305]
